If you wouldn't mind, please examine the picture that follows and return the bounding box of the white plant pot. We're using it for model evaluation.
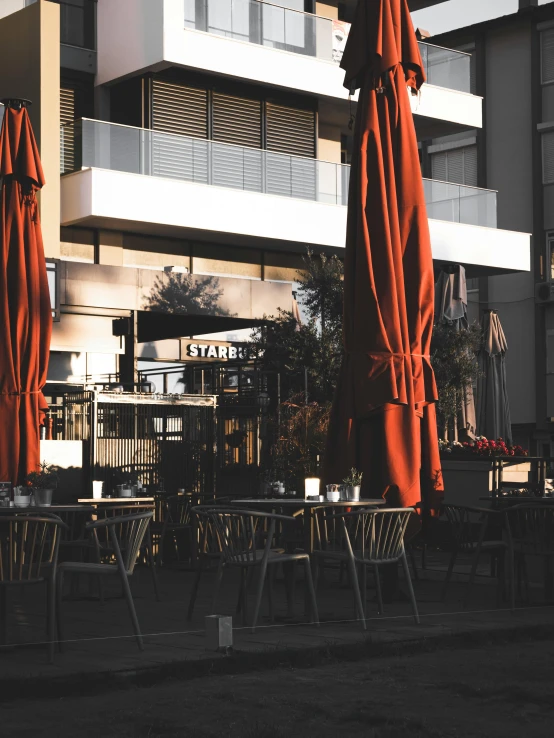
[14,493,32,508]
[327,491,340,502]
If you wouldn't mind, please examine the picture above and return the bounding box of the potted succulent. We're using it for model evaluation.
[342,468,363,502]
[24,461,58,507]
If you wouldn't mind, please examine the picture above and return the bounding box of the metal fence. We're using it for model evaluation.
[63,391,217,496]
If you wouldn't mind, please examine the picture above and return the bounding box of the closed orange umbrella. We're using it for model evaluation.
[325,0,443,515]
[0,101,51,486]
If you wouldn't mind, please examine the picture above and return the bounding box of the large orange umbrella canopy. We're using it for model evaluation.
[0,104,51,486]
[325,0,443,512]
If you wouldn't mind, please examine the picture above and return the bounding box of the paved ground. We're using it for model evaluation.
[1,549,554,694]
[2,634,554,737]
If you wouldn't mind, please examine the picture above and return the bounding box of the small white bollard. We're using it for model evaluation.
[205,615,233,652]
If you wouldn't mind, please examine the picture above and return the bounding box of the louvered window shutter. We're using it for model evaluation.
[543,131,554,184]
[152,80,208,138]
[542,28,554,84]
[60,87,75,173]
[431,151,447,182]
[463,145,478,187]
[211,92,263,191]
[151,80,209,183]
[266,102,315,158]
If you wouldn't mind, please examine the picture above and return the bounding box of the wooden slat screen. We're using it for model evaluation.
[152,80,208,138]
[60,87,76,173]
[212,92,262,148]
[266,102,315,158]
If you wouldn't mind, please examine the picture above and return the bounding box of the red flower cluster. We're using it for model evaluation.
[461,437,528,458]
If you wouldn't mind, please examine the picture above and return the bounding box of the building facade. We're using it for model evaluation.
[0,0,532,483]
[428,0,554,455]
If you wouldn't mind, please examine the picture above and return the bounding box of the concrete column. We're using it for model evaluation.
[0,0,61,258]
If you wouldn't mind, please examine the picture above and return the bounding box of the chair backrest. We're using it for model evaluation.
[443,505,489,552]
[94,504,154,547]
[0,516,63,584]
[89,512,154,575]
[336,508,415,563]
[193,507,273,566]
[505,504,554,556]
[55,509,94,543]
[164,495,192,526]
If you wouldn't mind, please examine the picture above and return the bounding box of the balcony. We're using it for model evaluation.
[60,119,530,276]
[62,119,496,227]
[96,0,482,133]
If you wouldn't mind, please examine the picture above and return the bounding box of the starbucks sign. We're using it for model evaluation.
[185,343,249,360]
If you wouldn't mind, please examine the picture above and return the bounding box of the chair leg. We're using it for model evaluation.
[362,563,368,618]
[211,558,225,614]
[441,549,458,602]
[283,561,295,619]
[374,565,383,616]
[408,545,419,582]
[267,564,276,623]
[251,560,269,634]
[0,587,7,647]
[120,573,144,651]
[186,556,205,621]
[464,542,484,609]
[47,576,56,664]
[401,551,420,625]
[56,571,65,652]
[347,556,366,630]
[146,533,161,602]
[156,532,166,567]
[303,558,319,626]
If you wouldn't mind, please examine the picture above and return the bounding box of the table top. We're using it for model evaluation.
[78,497,155,504]
[229,498,385,507]
[0,504,95,514]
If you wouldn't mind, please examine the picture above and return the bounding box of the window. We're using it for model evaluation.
[542,27,554,84]
[547,232,554,280]
[543,131,554,184]
[430,145,478,186]
[46,260,60,322]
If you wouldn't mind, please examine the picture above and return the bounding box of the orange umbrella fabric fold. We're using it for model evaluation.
[0,105,51,485]
[325,0,443,512]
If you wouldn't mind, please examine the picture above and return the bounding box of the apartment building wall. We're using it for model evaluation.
[0,0,60,257]
[485,20,537,429]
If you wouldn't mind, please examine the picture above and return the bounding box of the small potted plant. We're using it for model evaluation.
[342,468,363,502]
[24,461,58,507]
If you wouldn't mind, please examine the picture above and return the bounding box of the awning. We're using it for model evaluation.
[135,311,268,343]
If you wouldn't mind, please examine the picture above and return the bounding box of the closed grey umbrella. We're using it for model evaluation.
[434,265,476,439]
[477,310,512,443]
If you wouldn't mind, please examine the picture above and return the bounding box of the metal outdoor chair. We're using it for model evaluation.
[505,504,554,608]
[0,516,65,663]
[155,495,193,567]
[313,508,419,630]
[93,504,160,601]
[187,507,319,633]
[441,504,509,607]
[56,511,154,651]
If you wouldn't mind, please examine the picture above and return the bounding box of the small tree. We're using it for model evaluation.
[430,322,482,438]
[144,273,232,316]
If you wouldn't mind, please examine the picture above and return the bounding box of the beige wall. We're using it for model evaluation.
[315,2,338,20]
[318,124,341,163]
[0,0,60,257]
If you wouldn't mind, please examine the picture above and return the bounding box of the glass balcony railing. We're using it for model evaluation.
[61,119,350,206]
[60,120,496,227]
[423,179,497,228]
[184,0,337,62]
[418,42,471,94]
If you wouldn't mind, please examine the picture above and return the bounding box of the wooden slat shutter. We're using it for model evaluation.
[543,131,554,184]
[151,80,209,182]
[266,102,315,158]
[542,28,554,84]
[463,145,478,187]
[430,145,477,186]
[151,80,208,138]
[60,87,75,173]
[212,92,262,148]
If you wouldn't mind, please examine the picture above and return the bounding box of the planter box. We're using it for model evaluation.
[441,458,531,507]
